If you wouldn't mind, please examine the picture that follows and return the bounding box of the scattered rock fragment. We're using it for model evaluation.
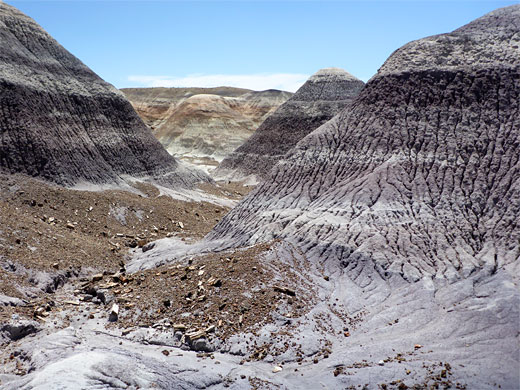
[173,324,187,332]
[273,286,296,296]
[185,329,206,341]
[109,303,119,322]
[142,242,156,253]
[92,274,103,282]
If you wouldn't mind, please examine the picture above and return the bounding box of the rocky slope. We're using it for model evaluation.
[1,5,519,390]
[214,68,365,182]
[122,87,292,171]
[0,3,208,188]
[205,4,519,387]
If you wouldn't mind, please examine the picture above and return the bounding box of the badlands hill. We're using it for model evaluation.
[210,8,520,277]
[214,68,365,182]
[0,5,518,390]
[122,87,292,171]
[205,5,520,388]
[0,3,208,188]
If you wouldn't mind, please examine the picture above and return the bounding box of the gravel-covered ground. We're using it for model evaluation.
[0,173,237,325]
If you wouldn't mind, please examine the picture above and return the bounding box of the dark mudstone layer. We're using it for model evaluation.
[0,3,208,187]
[214,68,364,181]
[209,5,520,282]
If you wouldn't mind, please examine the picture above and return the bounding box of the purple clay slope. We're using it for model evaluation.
[209,6,520,282]
[205,7,520,387]
[214,67,364,182]
[0,3,209,188]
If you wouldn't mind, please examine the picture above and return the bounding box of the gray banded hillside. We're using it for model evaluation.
[0,3,209,188]
[209,6,520,283]
[205,9,520,387]
[214,68,364,182]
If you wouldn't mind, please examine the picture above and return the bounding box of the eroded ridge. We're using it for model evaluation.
[0,3,209,188]
[122,88,292,167]
[209,5,520,283]
[214,68,365,182]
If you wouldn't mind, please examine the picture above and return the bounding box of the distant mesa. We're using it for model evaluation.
[122,87,292,173]
[121,86,252,130]
[213,67,365,183]
[0,3,209,188]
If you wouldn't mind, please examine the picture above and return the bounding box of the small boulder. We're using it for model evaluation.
[190,337,214,352]
[142,242,156,253]
[1,320,40,342]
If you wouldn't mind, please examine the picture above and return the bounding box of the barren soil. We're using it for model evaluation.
[0,173,235,324]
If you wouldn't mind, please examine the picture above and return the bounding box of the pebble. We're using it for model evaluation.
[142,242,155,253]
[109,303,119,322]
[92,274,103,282]
[273,286,296,296]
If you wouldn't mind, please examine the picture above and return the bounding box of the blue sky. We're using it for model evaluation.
[7,0,519,91]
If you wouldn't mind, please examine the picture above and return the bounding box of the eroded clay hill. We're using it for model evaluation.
[214,68,365,182]
[0,3,208,188]
[122,87,292,171]
[209,6,520,283]
[1,6,519,389]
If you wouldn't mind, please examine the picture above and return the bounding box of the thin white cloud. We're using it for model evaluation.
[127,73,309,92]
